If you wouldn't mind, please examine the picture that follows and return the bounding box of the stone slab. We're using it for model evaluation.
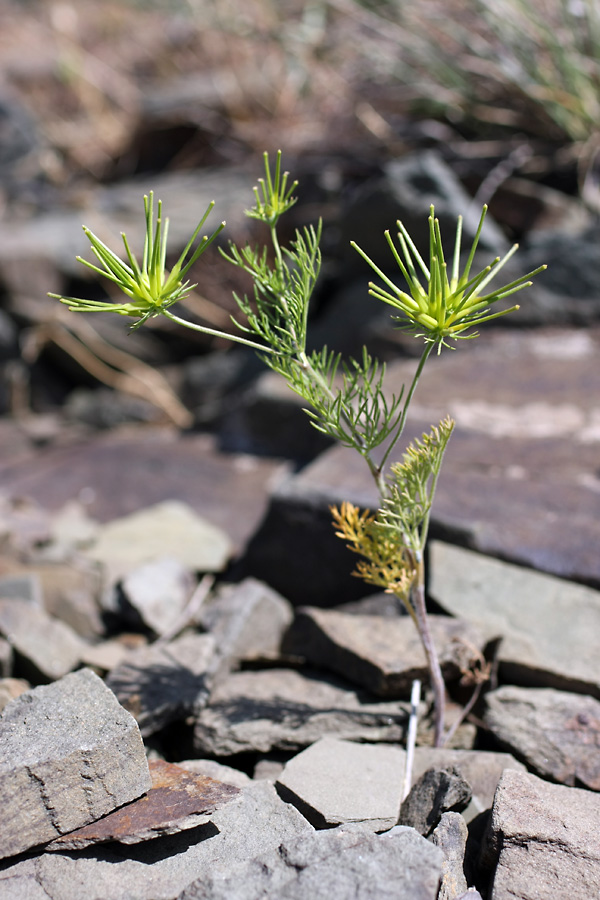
[485,769,600,899]
[485,685,600,789]
[178,823,443,900]
[0,668,150,859]
[242,328,600,604]
[106,632,216,737]
[194,668,408,756]
[276,737,406,832]
[430,541,600,698]
[0,597,85,682]
[0,781,314,900]
[283,606,485,697]
[0,427,289,557]
[47,760,240,850]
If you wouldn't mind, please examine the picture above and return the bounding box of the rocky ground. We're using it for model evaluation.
[1,2,600,898]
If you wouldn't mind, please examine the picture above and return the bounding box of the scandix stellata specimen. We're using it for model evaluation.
[51,152,546,747]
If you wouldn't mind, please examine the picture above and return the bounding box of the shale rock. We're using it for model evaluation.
[431,542,600,698]
[484,769,600,899]
[193,668,408,756]
[276,737,406,832]
[282,607,485,697]
[485,685,600,789]
[431,812,469,900]
[399,766,472,837]
[0,668,150,859]
[0,781,313,900]
[120,557,195,636]
[0,597,86,682]
[178,823,443,900]
[106,632,216,737]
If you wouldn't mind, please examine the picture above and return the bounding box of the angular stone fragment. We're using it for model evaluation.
[0,597,85,682]
[106,632,216,737]
[0,781,314,900]
[0,572,42,605]
[0,676,29,712]
[411,748,527,821]
[430,541,600,698]
[200,577,293,662]
[179,759,252,789]
[178,823,443,900]
[120,557,195,636]
[485,685,600,789]
[84,500,232,583]
[484,769,600,899]
[0,668,151,859]
[194,668,408,756]
[282,607,485,697]
[47,760,240,850]
[276,737,406,832]
[431,812,468,900]
[399,766,472,836]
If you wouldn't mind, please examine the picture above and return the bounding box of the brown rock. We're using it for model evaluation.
[47,759,240,850]
[283,607,485,697]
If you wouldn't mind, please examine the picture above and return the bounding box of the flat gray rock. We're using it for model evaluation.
[0,668,150,859]
[85,501,232,584]
[399,766,472,836]
[194,668,408,756]
[0,597,86,682]
[283,607,485,697]
[178,823,443,900]
[276,737,406,832]
[198,577,293,667]
[485,685,600,789]
[0,781,314,900]
[431,812,468,900]
[485,769,600,899]
[106,632,216,737]
[431,542,600,698]
[120,557,195,636]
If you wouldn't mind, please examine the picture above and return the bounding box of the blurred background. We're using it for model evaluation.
[0,0,598,436]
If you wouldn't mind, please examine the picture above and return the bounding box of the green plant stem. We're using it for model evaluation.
[161,310,277,354]
[377,341,435,489]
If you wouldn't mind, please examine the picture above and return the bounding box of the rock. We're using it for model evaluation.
[198,577,293,667]
[85,501,232,584]
[47,760,240,850]
[80,634,148,674]
[339,150,508,279]
[0,571,43,604]
[276,737,406,832]
[65,386,162,429]
[431,812,468,900]
[243,327,600,601]
[219,369,334,462]
[431,542,600,698]
[106,632,216,737]
[485,685,600,789]
[179,759,252,790]
[193,668,408,756]
[0,781,314,900]
[399,766,472,836]
[178,823,443,900]
[120,557,195,636]
[0,668,150,859]
[0,676,29,712]
[282,607,485,697]
[411,748,527,821]
[0,427,290,558]
[483,769,600,899]
[0,597,86,682]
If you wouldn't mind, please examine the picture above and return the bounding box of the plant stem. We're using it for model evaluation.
[162,310,277,354]
[377,341,434,486]
[410,574,446,747]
